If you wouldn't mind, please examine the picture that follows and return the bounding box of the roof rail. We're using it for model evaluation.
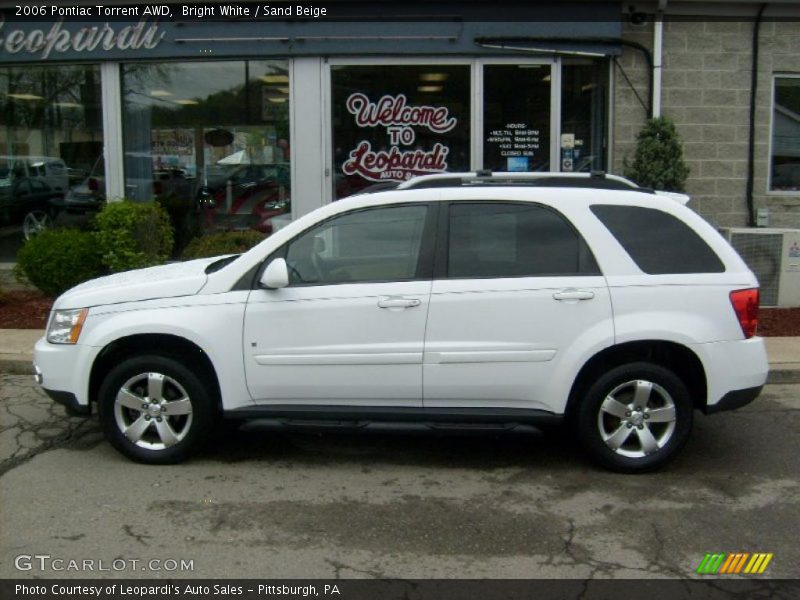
[397,171,641,190]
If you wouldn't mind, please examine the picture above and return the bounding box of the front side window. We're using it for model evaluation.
[285,205,428,285]
[447,202,599,278]
[771,76,800,192]
[591,204,725,274]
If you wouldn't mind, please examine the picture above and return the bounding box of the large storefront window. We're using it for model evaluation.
[561,59,608,172]
[122,60,291,235]
[483,64,551,172]
[771,76,800,192]
[331,64,470,199]
[0,65,103,260]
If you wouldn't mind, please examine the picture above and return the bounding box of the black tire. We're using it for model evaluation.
[97,354,216,464]
[575,362,693,473]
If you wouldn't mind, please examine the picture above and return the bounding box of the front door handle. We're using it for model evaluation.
[377,297,421,309]
[552,289,595,301]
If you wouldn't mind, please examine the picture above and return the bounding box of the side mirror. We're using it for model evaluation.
[260,258,289,289]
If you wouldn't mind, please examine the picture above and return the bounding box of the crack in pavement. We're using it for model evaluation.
[0,374,103,477]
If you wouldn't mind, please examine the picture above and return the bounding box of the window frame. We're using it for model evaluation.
[253,201,440,289]
[768,73,800,196]
[433,199,601,280]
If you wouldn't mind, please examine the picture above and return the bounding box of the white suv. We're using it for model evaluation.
[33,172,768,472]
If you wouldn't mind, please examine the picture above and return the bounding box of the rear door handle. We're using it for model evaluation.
[552,289,595,301]
[377,297,421,309]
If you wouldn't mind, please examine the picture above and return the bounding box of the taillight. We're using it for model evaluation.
[88,177,99,191]
[153,181,163,195]
[730,288,759,339]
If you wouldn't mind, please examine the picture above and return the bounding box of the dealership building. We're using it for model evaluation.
[2,0,800,261]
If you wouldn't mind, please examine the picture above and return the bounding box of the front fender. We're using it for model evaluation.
[82,294,254,410]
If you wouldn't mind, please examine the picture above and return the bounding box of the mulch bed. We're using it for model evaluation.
[2,289,800,335]
[0,290,54,329]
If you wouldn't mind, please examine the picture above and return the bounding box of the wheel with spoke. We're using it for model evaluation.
[98,355,215,464]
[23,210,52,240]
[576,362,693,473]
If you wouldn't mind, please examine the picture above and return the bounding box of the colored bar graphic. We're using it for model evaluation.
[697,553,726,574]
[697,552,773,575]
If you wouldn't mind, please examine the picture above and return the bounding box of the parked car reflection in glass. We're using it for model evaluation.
[0,156,69,239]
[197,162,291,234]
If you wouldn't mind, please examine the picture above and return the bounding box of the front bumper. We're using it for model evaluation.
[33,336,97,415]
[41,387,90,416]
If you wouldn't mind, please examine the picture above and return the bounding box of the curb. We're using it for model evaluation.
[765,369,800,385]
[2,357,800,384]
[0,359,34,376]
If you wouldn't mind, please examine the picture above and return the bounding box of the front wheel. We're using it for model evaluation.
[98,355,216,464]
[575,362,693,473]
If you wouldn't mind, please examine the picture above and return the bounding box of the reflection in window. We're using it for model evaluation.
[285,205,428,285]
[561,59,609,173]
[121,61,291,238]
[0,65,103,259]
[771,77,800,192]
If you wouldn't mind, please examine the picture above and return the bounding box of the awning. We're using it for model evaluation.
[474,37,623,57]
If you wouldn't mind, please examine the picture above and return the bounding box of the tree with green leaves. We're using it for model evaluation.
[624,116,690,192]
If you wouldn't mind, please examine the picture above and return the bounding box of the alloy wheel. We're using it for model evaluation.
[596,379,677,458]
[23,210,52,239]
[113,372,194,450]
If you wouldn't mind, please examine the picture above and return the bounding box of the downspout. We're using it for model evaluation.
[652,1,666,118]
[746,4,768,227]
[618,39,654,116]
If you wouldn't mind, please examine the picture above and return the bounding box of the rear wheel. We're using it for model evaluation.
[98,354,215,464]
[576,362,693,473]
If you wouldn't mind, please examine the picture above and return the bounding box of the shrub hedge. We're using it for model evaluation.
[94,201,174,273]
[181,230,267,260]
[15,229,104,297]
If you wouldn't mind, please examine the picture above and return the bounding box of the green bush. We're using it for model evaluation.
[15,229,104,297]
[182,231,267,260]
[624,116,690,192]
[94,201,174,272]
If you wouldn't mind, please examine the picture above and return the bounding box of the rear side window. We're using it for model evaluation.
[591,205,725,274]
[447,202,600,278]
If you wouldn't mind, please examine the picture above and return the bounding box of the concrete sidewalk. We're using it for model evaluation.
[2,328,800,383]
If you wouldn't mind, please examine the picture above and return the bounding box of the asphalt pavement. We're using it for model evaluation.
[0,374,798,579]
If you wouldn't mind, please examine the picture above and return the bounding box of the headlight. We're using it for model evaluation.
[46,308,88,344]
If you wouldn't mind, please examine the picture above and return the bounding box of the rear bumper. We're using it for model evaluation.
[703,385,763,415]
[690,337,769,411]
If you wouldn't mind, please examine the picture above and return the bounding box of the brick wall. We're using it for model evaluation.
[613,19,800,228]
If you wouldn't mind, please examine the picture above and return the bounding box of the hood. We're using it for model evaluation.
[54,257,225,310]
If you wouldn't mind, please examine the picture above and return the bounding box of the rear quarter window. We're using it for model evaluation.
[590,205,725,274]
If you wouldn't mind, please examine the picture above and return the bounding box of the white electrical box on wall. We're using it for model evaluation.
[718,227,800,307]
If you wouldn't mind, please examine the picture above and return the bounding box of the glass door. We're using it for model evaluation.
[481,62,554,173]
[328,60,471,200]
